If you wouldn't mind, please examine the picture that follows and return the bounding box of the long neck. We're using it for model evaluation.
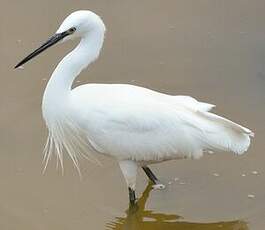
[42,29,104,117]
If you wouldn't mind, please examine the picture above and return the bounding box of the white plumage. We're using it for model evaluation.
[16,10,253,202]
[70,83,252,162]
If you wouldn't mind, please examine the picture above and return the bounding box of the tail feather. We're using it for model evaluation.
[193,111,254,155]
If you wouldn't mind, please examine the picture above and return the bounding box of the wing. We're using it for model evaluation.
[81,102,252,162]
[71,84,253,162]
[83,102,204,161]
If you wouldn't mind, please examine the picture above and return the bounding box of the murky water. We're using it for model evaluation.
[1,0,265,229]
[107,183,248,230]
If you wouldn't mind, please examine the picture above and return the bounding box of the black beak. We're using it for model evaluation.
[15,31,70,69]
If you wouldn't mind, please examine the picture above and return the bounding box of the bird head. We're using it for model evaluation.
[15,10,105,69]
[57,10,106,42]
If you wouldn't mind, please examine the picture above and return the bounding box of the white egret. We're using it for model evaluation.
[15,10,254,204]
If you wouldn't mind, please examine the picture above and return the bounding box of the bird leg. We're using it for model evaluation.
[142,166,158,184]
[119,160,138,205]
[128,187,136,205]
[142,166,166,190]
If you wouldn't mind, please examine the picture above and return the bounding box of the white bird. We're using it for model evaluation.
[15,10,254,204]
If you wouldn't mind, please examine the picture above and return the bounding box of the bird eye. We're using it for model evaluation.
[68,27,76,34]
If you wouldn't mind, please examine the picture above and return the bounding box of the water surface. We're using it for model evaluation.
[1,0,265,229]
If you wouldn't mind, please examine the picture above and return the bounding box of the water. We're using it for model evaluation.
[106,183,248,230]
[1,0,265,229]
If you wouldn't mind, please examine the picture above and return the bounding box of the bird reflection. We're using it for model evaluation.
[106,183,248,230]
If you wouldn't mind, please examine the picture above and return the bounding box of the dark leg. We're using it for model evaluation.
[128,187,136,205]
[142,166,158,184]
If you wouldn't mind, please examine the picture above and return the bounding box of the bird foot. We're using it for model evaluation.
[152,183,166,190]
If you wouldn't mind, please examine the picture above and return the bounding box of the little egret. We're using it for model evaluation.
[15,10,254,204]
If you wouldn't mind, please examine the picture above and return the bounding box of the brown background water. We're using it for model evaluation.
[1,0,265,229]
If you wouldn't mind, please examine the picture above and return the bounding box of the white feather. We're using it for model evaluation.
[36,11,253,176]
[70,84,253,163]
